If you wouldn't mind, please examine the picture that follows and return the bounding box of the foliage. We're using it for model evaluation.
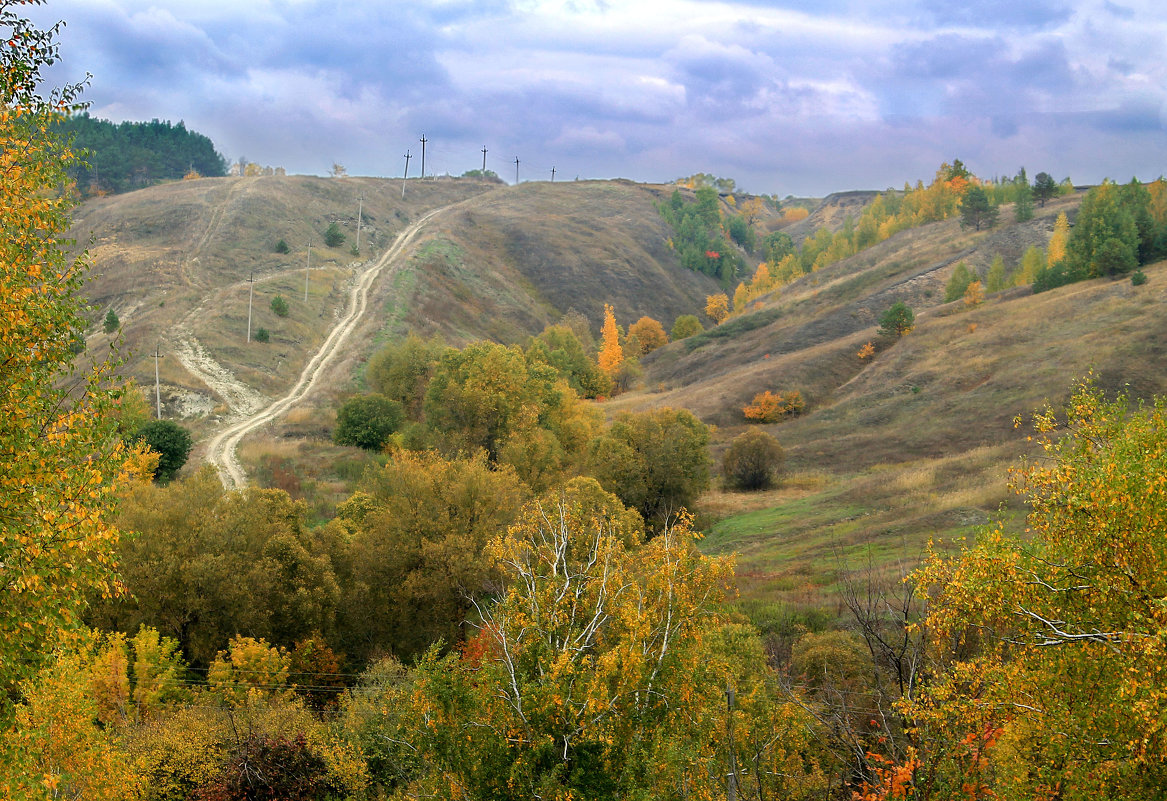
[355,480,824,800]
[1131,268,1147,286]
[131,420,193,482]
[270,294,289,317]
[1048,211,1070,264]
[58,113,226,196]
[943,261,975,303]
[585,407,710,532]
[742,389,804,423]
[705,292,729,323]
[626,315,668,355]
[597,302,623,376]
[330,451,525,662]
[670,313,704,340]
[722,429,784,490]
[985,255,1007,293]
[333,393,404,451]
[0,642,142,800]
[0,5,147,704]
[657,186,742,282]
[103,307,120,333]
[959,184,999,231]
[911,381,1167,797]
[323,221,345,248]
[192,732,344,801]
[99,468,340,667]
[857,341,875,360]
[366,332,446,417]
[1016,245,1046,286]
[963,279,983,307]
[1013,178,1034,222]
[274,238,290,254]
[878,301,915,337]
[527,324,608,399]
[253,326,269,343]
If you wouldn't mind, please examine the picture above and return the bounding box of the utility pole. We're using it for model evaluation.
[304,241,311,302]
[402,150,411,198]
[246,270,255,342]
[153,346,162,419]
[726,684,738,801]
[551,166,556,182]
[419,134,427,179]
[481,145,488,174]
[356,194,364,252]
[514,156,520,185]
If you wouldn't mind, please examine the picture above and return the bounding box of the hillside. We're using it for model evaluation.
[74,175,1167,615]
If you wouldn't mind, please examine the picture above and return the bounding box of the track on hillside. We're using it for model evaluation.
[204,206,445,488]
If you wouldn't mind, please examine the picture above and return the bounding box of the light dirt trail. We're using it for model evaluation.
[204,206,445,488]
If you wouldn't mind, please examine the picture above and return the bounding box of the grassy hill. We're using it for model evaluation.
[75,175,1167,629]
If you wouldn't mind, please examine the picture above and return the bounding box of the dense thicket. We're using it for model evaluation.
[58,113,227,195]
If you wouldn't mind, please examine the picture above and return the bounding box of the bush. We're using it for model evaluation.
[878,301,915,337]
[324,221,345,248]
[670,314,704,340]
[742,390,804,423]
[270,295,289,317]
[1132,269,1148,286]
[722,429,784,490]
[334,394,405,451]
[274,238,290,254]
[130,420,193,483]
[254,327,270,343]
[102,308,119,334]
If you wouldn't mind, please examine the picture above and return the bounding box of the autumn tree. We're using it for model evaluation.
[527,324,608,399]
[705,292,730,324]
[585,407,711,532]
[366,332,447,418]
[985,254,1007,293]
[98,468,340,667]
[329,451,525,662]
[912,381,1167,797]
[354,480,824,800]
[625,315,668,356]
[1047,211,1070,264]
[0,3,145,706]
[963,279,984,307]
[596,302,624,377]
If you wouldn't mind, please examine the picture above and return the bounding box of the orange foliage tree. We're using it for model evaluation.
[597,303,624,375]
[742,390,805,423]
[626,315,668,356]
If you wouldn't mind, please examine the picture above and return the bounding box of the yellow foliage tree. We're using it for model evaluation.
[743,390,805,422]
[705,292,730,324]
[1,3,144,705]
[733,281,750,312]
[911,381,1167,797]
[597,302,624,376]
[626,315,668,356]
[963,279,984,307]
[1048,211,1070,264]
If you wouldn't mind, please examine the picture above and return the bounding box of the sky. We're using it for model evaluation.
[23,0,1167,196]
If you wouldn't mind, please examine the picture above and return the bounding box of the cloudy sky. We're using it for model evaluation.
[25,0,1167,196]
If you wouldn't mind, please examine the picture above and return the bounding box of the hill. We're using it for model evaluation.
[74,174,1167,621]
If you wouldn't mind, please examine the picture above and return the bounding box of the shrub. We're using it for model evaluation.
[722,429,784,490]
[270,295,289,317]
[274,238,290,254]
[743,390,804,423]
[670,314,704,340]
[334,394,405,451]
[102,308,119,333]
[324,221,345,248]
[130,420,193,483]
[254,327,270,343]
[1132,269,1148,286]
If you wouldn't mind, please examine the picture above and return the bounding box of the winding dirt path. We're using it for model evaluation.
[204,206,445,488]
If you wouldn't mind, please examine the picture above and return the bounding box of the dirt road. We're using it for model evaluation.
[203,206,444,488]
